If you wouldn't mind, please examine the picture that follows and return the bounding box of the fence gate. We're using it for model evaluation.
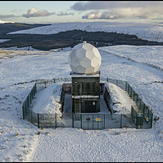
[81,114,104,130]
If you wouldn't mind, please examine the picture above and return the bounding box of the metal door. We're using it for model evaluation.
[85,101,96,113]
[81,114,104,130]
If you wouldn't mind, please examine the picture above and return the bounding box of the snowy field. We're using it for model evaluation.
[0,44,163,162]
[8,22,163,42]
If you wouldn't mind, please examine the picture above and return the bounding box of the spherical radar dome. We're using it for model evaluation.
[68,41,101,74]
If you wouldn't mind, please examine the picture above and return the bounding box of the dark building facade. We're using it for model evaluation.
[71,71,100,113]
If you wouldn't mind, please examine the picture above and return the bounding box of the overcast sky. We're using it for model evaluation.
[0,1,163,24]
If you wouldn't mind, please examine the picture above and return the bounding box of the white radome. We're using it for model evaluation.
[68,41,101,74]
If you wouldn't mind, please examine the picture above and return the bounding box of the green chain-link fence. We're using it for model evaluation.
[22,78,153,129]
[126,82,153,129]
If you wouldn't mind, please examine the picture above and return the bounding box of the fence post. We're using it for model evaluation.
[31,110,33,124]
[34,83,37,95]
[29,92,31,104]
[125,82,127,91]
[132,90,135,100]
[139,99,141,110]
[31,87,33,99]
[147,108,149,122]
[28,95,30,107]
[131,106,133,119]
[22,104,25,119]
[136,95,138,105]
[25,99,27,113]
[131,88,133,99]
[33,84,35,95]
[44,81,46,88]
[32,86,34,96]
[150,113,153,128]
[25,100,27,114]
[27,96,29,108]
[30,91,32,103]
[81,114,82,129]
[120,114,122,128]
[55,113,57,128]
[92,114,94,129]
[143,103,145,114]
[37,114,40,128]
[54,78,55,83]
[136,113,138,129]
[103,114,105,129]
[72,113,74,128]
[132,91,135,101]
[116,80,118,86]
[127,84,129,94]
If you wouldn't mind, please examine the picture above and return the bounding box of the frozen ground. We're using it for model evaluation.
[0,45,163,162]
[8,22,163,42]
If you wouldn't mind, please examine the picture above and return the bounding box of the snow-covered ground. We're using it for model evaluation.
[31,83,62,114]
[105,82,136,114]
[1,46,41,51]
[100,45,163,71]
[0,45,163,162]
[8,22,163,42]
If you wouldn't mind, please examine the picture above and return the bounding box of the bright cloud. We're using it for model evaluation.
[57,12,74,16]
[71,1,163,20]
[82,11,102,19]
[22,7,55,18]
[82,11,122,20]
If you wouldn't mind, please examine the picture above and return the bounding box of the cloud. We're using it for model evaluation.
[0,14,18,19]
[57,12,74,16]
[22,7,55,18]
[82,11,123,20]
[82,11,102,19]
[71,1,163,20]
[71,1,163,11]
[11,9,22,13]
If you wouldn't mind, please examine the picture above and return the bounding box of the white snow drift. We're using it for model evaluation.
[31,83,62,114]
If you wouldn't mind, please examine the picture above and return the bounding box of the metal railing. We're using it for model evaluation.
[22,78,153,129]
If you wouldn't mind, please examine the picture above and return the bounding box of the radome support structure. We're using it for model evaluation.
[68,41,101,115]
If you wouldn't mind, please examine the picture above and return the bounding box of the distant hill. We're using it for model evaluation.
[0,23,163,51]
[0,22,50,35]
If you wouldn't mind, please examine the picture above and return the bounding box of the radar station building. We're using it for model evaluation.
[68,41,101,113]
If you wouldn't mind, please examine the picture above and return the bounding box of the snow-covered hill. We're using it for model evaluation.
[8,22,163,42]
[0,45,163,161]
